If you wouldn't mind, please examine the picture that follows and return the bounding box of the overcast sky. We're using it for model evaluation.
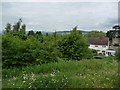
[2,1,118,32]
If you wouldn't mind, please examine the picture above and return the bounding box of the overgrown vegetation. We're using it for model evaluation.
[115,48,120,61]
[85,31,106,38]
[58,26,93,60]
[2,19,119,88]
[2,19,93,68]
[2,59,118,88]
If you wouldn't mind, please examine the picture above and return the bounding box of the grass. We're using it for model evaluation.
[2,59,118,88]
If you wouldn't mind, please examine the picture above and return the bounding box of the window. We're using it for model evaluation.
[95,45,98,47]
[102,51,105,52]
[102,46,106,47]
[97,50,100,52]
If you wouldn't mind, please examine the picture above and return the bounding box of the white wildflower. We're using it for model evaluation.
[23,81,26,83]
[50,73,55,77]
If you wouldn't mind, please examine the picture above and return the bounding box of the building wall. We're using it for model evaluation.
[89,44,109,55]
[112,38,120,45]
[109,38,120,50]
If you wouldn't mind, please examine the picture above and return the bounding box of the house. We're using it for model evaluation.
[112,38,120,45]
[108,38,120,49]
[107,25,120,50]
[88,37,115,56]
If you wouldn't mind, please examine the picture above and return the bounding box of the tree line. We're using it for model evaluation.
[2,19,120,68]
[2,19,95,68]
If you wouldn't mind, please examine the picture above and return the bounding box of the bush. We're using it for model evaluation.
[58,27,92,60]
[115,48,120,61]
[2,33,60,68]
[2,34,35,68]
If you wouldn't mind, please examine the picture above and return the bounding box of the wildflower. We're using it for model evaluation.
[50,73,55,77]
[65,77,68,79]
[29,82,32,85]
[57,70,60,73]
[32,78,36,81]
[23,81,26,83]
[51,78,55,81]
[106,78,109,80]
[13,77,16,80]
[29,86,32,88]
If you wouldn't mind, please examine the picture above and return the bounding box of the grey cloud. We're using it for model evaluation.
[2,2,118,32]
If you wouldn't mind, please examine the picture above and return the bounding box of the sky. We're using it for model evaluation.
[2,0,119,32]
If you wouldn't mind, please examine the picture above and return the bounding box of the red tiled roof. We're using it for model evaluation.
[88,37,109,45]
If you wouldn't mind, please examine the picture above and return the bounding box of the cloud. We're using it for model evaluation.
[2,0,120,2]
[2,2,118,32]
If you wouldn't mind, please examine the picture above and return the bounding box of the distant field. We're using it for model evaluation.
[2,59,118,88]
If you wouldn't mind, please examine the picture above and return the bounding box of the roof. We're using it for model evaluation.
[88,37,109,45]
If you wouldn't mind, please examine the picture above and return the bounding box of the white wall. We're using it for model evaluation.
[89,44,109,54]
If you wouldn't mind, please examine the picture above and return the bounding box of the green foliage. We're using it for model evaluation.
[36,31,42,35]
[85,31,106,38]
[106,30,119,39]
[2,59,118,88]
[91,49,97,56]
[20,24,26,34]
[4,18,26,34]
[115,48,120,61]
[2,34,60,68]
[58,26,92,60]
[27,30,35,36]
[4,23,11,33]
[3,19,94,68]
[106,25,120,38]
[2,19,119,88]
[2,34,34,67]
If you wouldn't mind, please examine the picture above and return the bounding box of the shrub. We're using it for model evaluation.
[115,48,120,61]
[58,26,92,60]
[2,33,60,68]
[2,34,34,68]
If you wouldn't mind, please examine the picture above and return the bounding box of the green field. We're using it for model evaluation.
[2,59,118,88]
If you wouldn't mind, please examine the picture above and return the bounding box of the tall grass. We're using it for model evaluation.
[2,59,118,88]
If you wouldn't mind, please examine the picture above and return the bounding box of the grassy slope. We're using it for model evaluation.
[2,59,118,88]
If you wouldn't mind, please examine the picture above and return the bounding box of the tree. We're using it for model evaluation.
[46,33,48,36]
[116,48,120,62]
[4,18,26,35]
[28,30,35,36]
[113,25,120,30]
[12,18,22,32]
[12,24,17,32]
[2,34,35,67]
[36,31,42,35]
[20,24,26,34]
[106,25,120,38]
[4,23,11,33]
[58,26,91,60]
[118,30,120,38]
[86,31,106,38]
[35,31,43,42]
